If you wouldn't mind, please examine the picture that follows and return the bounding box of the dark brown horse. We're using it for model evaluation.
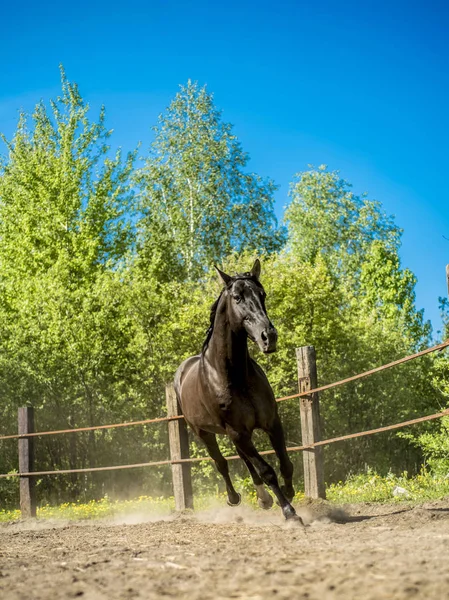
[174,259,302,522]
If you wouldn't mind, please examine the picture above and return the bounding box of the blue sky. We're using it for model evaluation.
[1,0,448,333]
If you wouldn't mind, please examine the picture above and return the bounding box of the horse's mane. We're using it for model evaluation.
[201,272,261,354]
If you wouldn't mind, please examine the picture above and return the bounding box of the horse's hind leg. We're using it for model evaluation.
[235,448,273,509]
[266,416,295,502]
[198,430,241,506]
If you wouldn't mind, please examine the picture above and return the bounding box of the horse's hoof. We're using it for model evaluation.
[287,514,304,524]
[258,495,274,510]
[227,493,241,507]
[283,504,303,524]
[285,513,305,526]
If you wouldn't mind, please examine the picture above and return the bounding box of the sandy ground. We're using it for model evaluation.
[1,499,449,600]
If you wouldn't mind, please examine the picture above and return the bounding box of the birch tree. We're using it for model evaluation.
[137,81,285,279]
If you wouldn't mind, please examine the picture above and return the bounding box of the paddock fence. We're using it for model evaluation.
[1,339,449,518]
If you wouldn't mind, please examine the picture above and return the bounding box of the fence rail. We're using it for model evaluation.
[275,339,449,402]
[1,339,448,443]
[2,406,448,479]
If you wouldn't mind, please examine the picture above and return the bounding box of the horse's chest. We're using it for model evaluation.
[217,388,267,429]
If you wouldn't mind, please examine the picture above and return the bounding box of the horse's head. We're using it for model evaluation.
[215,259,278,354]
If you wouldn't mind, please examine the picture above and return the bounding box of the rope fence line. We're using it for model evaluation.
[1,340,448,443]
[275,339,449,402]
[2,406,448,479]
[0,415,184,442]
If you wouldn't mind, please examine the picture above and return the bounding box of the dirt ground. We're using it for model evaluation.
[1,499,449,600]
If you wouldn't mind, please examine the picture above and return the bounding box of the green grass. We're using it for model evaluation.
[0,495,176,523]
[1,470,448,522]
[0,492,239,522]
[325,469,449,504]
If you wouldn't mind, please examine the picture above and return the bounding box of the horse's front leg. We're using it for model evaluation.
[198,430,241,506]
[266,415,295,502]
[229,430,302,523]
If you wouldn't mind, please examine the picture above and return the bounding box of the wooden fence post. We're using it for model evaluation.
[18,406,37,518]
[296,346,326,499]
[165,384,194,511]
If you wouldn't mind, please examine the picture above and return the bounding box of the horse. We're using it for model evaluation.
[174,259,302,523]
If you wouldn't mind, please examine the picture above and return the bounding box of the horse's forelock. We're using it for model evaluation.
[226,273,261,289]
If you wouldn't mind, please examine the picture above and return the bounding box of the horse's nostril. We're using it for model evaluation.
[261,330,268,343]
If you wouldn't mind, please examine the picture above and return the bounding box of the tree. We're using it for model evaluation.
[283,166,437,479]
[136,80,285,280]
[285,166,401,283]
[401,302,449,477]
[0,68,140,501]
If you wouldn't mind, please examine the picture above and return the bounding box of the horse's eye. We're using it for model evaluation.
[233,295,241,303]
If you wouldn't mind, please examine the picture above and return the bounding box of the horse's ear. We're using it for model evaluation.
[214,265,232,286]
[250,259,261,280]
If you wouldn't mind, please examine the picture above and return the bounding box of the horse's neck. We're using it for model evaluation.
[205,300,249,385]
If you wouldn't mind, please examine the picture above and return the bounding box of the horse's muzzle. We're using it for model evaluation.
[260,326,278,354]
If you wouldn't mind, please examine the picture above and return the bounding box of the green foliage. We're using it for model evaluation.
[285,166,400,282]
[0,67,137,415]
[410,417,449,475]
[326,468,449,503]
[401,414,449,476]
[0,69,148,504]
[0,495,175,522]
[281,165,436,480]
[397,303,449,478]
[0,72,443,511]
